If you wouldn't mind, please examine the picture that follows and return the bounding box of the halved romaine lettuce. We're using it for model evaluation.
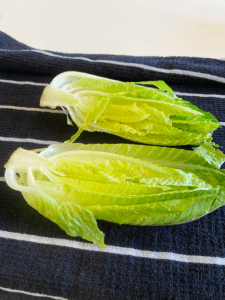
[4,142,225,248]
[40,71,220,146]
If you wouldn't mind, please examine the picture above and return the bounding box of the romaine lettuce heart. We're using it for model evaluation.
[40,71,220,146]
[4,143,225,248]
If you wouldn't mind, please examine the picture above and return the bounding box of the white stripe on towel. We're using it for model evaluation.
[0,286,68,300]
[1,230,225,266]
[0,79,46,86]
[175,92,225,99]
[0,105,64,114]
[0,136,59,145]
[0,49,225,83]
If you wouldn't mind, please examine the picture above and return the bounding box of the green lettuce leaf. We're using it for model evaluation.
[40,71,220,145]
[4,143,225,248]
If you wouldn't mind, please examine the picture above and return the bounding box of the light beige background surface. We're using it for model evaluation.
[0,0,224,57]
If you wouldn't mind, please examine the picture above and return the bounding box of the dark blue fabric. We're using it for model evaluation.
[0,31,224,87]
[0,31,225,300]
[1,238,225,300]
